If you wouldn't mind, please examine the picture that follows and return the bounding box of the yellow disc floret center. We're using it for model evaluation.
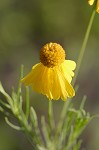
[40,43,66,67]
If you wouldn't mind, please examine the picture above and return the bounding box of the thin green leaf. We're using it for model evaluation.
[17,65,24,100]
[30,107,38,126]
[0,99,11,109]
[30,107,43,145]
[25,87,30,119]
[0,82,13,106]
[5,117,22,130]
[41,116,50,148]
[80,95,87,110]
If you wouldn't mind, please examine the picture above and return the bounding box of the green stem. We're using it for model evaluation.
[17,65,24,101]
[48,101,55,131]
[73,7,96,85]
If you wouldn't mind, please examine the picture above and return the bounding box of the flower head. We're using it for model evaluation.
[88,0,99,13]
[21,43,76,101]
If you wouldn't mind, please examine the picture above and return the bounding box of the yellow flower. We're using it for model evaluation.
[88,0,99,13]
[21,43,76,101]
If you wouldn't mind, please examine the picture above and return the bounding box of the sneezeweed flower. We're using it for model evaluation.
[88,0,99,13]
[21,43,76,101]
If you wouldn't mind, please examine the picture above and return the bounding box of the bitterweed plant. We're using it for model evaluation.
[0,78,91,150]
[0,2,98,150]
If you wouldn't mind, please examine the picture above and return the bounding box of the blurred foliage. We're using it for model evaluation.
[0,81,92,150]
[0,0,99,150]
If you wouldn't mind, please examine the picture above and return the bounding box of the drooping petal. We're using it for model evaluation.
[31,63,46,93]
[21,63,53,99]
[40,67,53,100]
[50,67,63,100]
[64,78,75,97]
[56,68,68,100]
[21,63,42,86]
[21,61,75,101]
[61,60,76,83]
[57,67,75,100]
[48,66,75,101]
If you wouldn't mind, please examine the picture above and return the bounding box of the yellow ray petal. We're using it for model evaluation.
[40,67,53,100]
[52,67,75,101]
[61,60,76,83]
[21,63,41,86]
[65,78,75,97]
[31,63,46,92]
[50,67,62,100]
[60,71,75,100]
[57,69,68,100]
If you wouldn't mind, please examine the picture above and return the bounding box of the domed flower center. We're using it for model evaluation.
[40,43,66,67]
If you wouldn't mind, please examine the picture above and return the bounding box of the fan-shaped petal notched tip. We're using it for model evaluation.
[41,63,76,101]
[61,60,76,83]
[21,63,53,97]
[21,63,41,86]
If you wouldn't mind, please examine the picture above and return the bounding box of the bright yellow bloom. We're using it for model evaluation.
[88,0,99,13]
[21,43,76,101]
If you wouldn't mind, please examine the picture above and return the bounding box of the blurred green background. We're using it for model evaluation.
[0,0,99,150]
